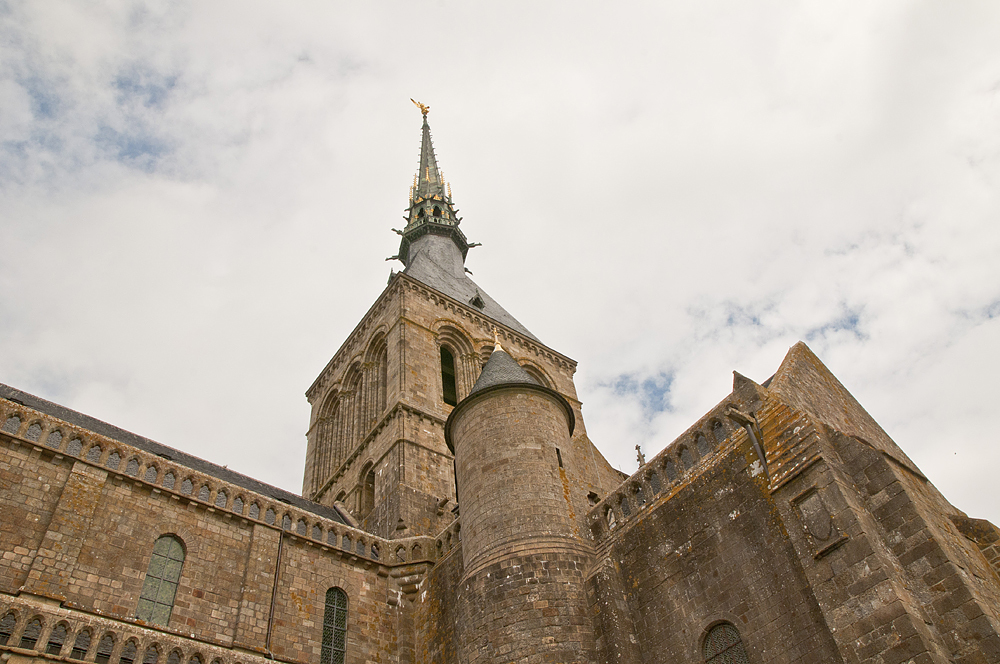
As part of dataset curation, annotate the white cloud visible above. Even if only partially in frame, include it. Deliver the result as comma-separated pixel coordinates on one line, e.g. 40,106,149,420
2,1,999,525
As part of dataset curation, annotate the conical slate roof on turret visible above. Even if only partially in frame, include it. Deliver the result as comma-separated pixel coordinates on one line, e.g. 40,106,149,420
468,345,539,396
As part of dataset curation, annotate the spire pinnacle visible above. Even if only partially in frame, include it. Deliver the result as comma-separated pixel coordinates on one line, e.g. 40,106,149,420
395,102,471,267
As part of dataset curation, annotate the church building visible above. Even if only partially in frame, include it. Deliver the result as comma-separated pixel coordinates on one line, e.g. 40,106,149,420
1,107,999,664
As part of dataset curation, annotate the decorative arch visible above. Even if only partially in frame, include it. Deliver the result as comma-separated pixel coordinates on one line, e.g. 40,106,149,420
364,330,389,424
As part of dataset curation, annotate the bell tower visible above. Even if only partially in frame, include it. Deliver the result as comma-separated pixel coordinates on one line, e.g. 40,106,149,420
302,103,623,540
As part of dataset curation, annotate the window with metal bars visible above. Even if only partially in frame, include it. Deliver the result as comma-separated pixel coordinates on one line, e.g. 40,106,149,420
136,535,185,626
703,622,749,664
321,587,348,664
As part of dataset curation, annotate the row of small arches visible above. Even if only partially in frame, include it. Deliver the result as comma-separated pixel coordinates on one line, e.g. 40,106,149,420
601,418,735,532
1,410,386,561
0,611,229,664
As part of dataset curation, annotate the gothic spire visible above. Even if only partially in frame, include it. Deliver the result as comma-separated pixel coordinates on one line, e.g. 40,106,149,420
395,102,470,268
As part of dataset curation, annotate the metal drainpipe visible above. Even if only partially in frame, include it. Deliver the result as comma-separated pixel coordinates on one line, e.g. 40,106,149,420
265,530,284,659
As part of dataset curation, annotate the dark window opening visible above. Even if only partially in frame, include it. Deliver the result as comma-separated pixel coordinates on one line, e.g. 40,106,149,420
361,466,376,516
587,491,600,506
417,208,424,218
433,206,441,217
556,448,563,468
95,633,115,663
441,346,458,406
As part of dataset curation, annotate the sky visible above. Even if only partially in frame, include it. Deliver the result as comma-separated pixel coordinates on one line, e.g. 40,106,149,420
2,1,999,524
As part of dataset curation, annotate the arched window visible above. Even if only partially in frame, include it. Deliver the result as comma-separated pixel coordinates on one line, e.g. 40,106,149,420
136,535,185,626
440,346,458,406
704,622,749,664
696,433,712,456
321,587,348,664
679,445,695,470
360,464,375,516
433,206,441,217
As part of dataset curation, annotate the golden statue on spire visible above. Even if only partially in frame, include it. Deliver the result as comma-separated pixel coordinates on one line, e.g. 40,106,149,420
410,98,430,117
492,326,504,354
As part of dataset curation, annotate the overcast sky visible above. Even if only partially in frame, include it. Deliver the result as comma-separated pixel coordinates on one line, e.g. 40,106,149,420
2,1,999,524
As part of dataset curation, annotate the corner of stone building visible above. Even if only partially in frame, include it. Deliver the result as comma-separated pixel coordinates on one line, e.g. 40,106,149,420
812,426,1000,663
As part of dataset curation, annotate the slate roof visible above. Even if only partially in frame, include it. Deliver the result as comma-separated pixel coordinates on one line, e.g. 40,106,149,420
0,382,349,526
402,247,539,341
468,346,539,396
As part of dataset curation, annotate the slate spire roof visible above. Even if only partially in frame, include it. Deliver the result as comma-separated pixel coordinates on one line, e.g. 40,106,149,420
394,104,539,341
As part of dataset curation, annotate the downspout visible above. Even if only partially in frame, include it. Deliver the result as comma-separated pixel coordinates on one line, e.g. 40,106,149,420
265,530,285,659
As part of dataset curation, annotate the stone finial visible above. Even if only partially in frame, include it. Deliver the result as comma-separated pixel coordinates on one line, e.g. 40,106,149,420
636,444,646,467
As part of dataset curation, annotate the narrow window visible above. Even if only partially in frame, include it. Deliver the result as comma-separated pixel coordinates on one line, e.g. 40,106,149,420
19,617,42,649
704,622,749,664
144,466,158,483
679,446,695,470
361,466,376,516
71,630,92,660
556,448,563,468
619,495,632,518
312,525,322,540
696,433,712,456
126,458,140,476
95,633,114,664
166,651,181,664
25,423,42,441
46,623,68,655
321,588,348,664
162,472,175,489
106,451,121,469
440,346,458,406
136,535,185,626
215,490,227,508
233,496,244,514
282,514,292,530
67,438,82,456
433,206,441,217
86,445,102,462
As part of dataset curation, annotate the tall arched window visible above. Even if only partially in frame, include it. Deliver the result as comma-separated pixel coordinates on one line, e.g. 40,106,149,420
136,535,185,626
704,622,749,664
360,464,375,517
440,346,457,406
321,587,348,664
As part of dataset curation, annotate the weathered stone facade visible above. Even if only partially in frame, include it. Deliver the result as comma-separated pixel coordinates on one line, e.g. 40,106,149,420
2,112,999,664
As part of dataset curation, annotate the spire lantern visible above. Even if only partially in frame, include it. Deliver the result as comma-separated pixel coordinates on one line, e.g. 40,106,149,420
396,102,471,268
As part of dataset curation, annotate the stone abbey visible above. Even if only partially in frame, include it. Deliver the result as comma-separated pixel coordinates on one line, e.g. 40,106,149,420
2,108,1000,664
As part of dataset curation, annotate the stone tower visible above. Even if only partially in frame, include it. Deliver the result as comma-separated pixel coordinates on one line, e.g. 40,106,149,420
302,106,623,540
445,344,596,663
